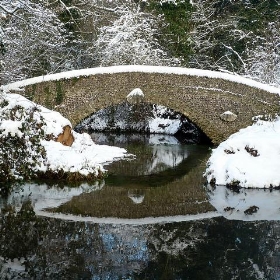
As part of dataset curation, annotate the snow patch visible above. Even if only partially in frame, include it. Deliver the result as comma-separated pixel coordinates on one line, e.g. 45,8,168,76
223,111,235,115
149,117,181,134
0,120,23,137
4,93,70,137
128,193,145,204
127,88,144,98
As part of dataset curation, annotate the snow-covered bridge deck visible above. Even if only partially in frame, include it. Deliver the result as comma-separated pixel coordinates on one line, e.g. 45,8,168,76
3,66,280,144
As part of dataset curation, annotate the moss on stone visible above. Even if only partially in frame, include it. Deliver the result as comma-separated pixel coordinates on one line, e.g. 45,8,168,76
55,80,64,105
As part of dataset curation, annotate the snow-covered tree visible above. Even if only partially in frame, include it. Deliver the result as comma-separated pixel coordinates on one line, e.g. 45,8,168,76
94,5,180,66
1,0,279,87
244,22,280,86
0,0,72,84
189,0,250,73
0,0,179,84
188,0,280,86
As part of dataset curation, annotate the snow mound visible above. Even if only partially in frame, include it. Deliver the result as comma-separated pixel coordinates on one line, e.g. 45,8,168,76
205,117,280,188
0,92,128,182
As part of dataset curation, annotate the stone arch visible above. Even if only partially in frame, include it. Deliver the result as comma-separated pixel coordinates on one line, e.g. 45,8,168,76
5,66,280,144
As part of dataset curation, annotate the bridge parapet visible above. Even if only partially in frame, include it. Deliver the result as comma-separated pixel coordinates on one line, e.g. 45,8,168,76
4,66,280,144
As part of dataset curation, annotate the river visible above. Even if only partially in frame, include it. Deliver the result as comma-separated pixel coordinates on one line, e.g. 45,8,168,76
0,133,280,279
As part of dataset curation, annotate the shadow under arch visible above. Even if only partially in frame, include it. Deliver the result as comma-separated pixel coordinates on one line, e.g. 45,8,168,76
74,101,212,145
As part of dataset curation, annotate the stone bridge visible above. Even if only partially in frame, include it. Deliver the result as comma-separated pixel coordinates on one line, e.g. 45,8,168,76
4,66,280,144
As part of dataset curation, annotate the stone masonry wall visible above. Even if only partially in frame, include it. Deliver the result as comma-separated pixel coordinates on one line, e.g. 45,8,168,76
23,72,280,144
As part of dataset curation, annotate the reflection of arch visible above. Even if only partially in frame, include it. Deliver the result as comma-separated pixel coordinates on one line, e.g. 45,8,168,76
207,184,280,221
105,143,209,188
4,66,280,144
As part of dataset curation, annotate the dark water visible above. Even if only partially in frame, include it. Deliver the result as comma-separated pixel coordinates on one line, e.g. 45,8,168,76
1,133,280,279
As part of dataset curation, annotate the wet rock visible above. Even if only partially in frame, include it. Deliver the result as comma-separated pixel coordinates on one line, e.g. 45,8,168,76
220,111,237,122
245,145,259,157
56,125,74,146
224,149,235,154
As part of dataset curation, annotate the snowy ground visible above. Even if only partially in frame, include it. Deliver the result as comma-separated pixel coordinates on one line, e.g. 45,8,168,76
41,133,129,176
205,116,280,188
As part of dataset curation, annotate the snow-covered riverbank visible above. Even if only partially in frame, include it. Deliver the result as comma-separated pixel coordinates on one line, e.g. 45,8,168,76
0,92,129,182
205,116,280,188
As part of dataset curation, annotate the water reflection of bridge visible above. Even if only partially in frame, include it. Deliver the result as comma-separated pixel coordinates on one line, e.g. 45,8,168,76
207,184,280,221
4,66,280,144
0,133,215,220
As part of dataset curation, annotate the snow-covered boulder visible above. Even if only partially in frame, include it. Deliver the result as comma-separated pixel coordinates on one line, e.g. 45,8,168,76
205,116,280,188
0,92,128,183
126,88,145,104
220,111,237,122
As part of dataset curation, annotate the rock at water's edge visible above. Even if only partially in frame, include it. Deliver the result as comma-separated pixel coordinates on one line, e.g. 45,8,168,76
56,125,74,146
